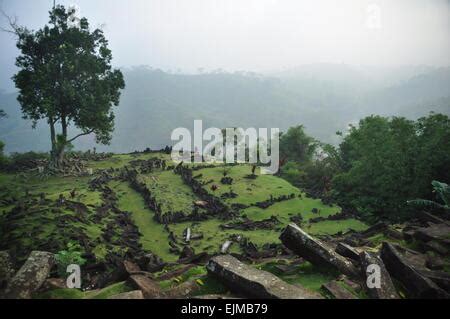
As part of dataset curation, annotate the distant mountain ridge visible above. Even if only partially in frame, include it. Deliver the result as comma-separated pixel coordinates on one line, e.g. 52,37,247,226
0,65,449,153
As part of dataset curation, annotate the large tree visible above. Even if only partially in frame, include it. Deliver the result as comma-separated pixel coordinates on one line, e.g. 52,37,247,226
11,5,124,166
332,113,450,220
279,125,317,165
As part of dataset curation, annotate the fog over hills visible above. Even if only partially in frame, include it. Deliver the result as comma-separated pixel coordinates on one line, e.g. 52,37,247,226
0,64,449,154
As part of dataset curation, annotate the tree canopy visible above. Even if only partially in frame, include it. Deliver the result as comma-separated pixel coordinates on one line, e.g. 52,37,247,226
332,113,450,220
12,5,125,166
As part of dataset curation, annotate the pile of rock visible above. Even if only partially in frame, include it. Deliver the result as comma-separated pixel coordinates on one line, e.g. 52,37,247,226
279,223,450,299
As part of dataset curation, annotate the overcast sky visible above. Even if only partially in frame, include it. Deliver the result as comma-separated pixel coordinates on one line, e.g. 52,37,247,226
0,0,449,91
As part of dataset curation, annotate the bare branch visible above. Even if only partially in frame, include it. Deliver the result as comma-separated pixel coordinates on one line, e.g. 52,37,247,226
0,6,20,35
67,130,95,143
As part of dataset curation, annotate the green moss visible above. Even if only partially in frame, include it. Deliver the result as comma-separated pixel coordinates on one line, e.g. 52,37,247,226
307,219,368,236
111,181,177,262
86,281,132,299
196,165,301,205
259,261,337,293
34,288,85,299
141,170,202,217
192,275,229,296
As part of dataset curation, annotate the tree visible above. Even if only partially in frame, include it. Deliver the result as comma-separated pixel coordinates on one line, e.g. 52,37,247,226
279,125,317,165
0,109,6,167
11,5,124,166
332,113,450,221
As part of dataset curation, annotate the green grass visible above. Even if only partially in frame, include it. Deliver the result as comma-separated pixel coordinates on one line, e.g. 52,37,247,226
1,153,369,283
196,165,301,205
111,180,177,262
141,170,202,216
87,153,171,171
86,281,132,299
242,197,340,223
258,260,338,293
33,288,86,299
307,219,368,236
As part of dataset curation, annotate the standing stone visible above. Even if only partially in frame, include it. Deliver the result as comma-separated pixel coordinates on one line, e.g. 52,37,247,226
3,251,54,299
280,224,359,278
206,255,322,299
359,251,399,299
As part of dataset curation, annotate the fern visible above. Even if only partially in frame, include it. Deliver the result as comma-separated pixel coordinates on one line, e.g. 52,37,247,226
408,180,450,213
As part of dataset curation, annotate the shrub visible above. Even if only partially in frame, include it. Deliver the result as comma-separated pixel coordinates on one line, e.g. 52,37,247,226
55,242,87,278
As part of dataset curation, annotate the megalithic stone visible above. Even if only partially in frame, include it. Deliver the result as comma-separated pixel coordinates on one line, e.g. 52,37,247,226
3,251,54,299
206,255,322,299
280,223,359,278
359,251,400,299
380,242,449,299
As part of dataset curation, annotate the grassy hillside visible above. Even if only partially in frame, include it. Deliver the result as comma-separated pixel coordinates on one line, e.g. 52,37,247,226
0,152,367,265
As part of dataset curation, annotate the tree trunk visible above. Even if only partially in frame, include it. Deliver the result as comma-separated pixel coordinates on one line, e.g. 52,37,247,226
49,118,58,167
57,116,68,168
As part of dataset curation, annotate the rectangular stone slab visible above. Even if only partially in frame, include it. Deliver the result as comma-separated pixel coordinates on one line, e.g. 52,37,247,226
359,251,399,299
280,224,359,278
3,251,54,299
206,254,321,299
380,242,449,299
321,280,356,299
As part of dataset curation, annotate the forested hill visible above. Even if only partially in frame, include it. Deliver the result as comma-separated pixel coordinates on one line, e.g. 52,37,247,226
0,65,449,154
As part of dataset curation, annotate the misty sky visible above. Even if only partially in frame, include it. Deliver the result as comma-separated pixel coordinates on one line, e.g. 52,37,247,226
1,0,449,91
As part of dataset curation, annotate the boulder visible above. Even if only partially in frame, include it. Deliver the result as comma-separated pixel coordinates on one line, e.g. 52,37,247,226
360,222,389,238
0,251,15,290
321,280,356,299
425,255,445,270
165,280,200,298
3,251,54,299
128,275,163,299
415,269,450,293
138,253,165,273
419,212,450,226
123,260,141,275
335,243,360,261
384,227,404,240
380,242,449,299
424,241,448,256
179,246,195,260
359,251,399,299
206,255,321,299
280,224,359,278
108,290,144,299
41,278,67,291
157,264,197,281
413,223,450,243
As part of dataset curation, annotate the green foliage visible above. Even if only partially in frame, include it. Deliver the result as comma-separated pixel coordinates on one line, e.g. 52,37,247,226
279,126,317,165
332,113,450,220
55,242,86,277
0,141,7,169
280,138,341,200
13,5,125,164
3,151,48,171
408,180,450,213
